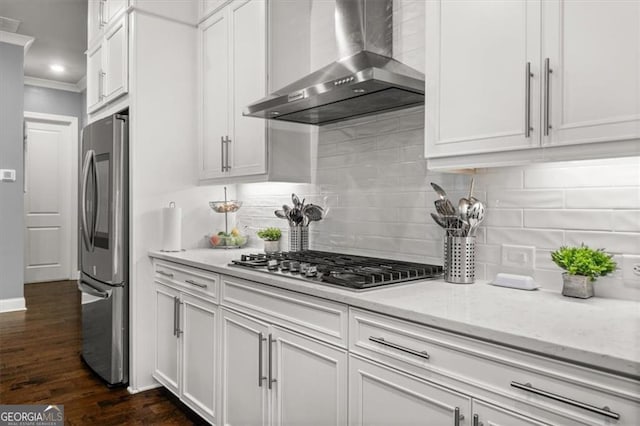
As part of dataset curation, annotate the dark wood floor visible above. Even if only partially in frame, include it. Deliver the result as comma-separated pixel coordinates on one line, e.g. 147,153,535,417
0,280,205,425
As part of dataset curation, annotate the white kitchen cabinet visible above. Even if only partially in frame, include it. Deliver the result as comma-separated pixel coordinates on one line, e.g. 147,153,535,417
103,15,128,103
198,0,266,180
197,0,312,183
88,0,129,49
426,0,541,157
349,355,470,426
86,14,129,114
220,308,348,426
153,265,220,425
86,42,104,113
542,0,640,147
426,0,640,169
221,308,270,426
153,283,180,395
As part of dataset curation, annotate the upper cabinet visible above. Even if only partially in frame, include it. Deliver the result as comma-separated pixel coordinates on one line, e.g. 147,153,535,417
197,0,312,183
425,0,640,169
87,1,129,115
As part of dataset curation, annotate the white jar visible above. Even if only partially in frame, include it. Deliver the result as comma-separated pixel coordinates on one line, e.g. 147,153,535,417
263,240,280,253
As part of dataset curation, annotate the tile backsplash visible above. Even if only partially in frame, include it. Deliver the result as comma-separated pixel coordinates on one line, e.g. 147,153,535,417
237,107,640,301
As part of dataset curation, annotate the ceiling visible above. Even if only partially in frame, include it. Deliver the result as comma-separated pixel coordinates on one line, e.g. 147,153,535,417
0,0,87,84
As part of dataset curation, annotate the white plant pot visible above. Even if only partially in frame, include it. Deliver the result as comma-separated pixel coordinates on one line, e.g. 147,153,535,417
561,273,594,299
263,240,280,254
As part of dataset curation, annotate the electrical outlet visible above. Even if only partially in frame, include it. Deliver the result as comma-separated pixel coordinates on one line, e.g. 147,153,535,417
501,244,536,269
633,264,640,277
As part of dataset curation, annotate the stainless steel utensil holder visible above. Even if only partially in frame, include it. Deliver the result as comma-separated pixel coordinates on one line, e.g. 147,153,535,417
444,236,475,284
289,225,308,252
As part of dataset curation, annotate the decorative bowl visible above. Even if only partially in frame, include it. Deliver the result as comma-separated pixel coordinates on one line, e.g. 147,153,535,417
207,233,248,249
209,201,243,213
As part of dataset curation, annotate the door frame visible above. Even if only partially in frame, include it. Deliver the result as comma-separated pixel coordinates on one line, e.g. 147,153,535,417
23,111,79,281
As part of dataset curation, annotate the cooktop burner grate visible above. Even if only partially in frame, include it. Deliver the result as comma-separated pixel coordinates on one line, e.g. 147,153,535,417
230,250,443,290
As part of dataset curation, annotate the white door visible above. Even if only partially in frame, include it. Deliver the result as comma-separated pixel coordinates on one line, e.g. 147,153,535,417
542,0,640,146
103,15,128,103
153,283,180,395
87,42,104,113
425,0,541,158
221,308,269,426
23,118,74,283
229,0,266,177
181,293,219,424
349,355,471,426
271,326,348,426
473,399,549,426
199,8,229,179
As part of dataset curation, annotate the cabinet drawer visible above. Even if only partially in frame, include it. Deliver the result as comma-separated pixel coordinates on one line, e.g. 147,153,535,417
350,308,640,425
154,261,219,302
221,276,348,348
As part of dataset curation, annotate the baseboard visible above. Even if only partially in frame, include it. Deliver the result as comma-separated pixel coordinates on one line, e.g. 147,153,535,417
0,297,26,313
127,382,162,394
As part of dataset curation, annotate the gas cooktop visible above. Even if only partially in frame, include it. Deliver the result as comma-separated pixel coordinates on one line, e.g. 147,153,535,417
230,250,443,291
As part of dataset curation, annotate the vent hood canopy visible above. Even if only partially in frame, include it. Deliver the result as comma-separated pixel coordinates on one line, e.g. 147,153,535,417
243,0,425,126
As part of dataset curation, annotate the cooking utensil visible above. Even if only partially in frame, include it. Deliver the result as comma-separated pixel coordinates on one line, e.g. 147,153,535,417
303,204,324,223
430,182,448,201
292,193,301,209
430,213,447,229
458,197,471,224
274,209,288,220
435,199,456,217
467,201,485,236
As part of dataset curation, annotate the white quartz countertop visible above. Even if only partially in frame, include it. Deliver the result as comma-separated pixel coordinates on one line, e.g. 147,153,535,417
149,249,640,379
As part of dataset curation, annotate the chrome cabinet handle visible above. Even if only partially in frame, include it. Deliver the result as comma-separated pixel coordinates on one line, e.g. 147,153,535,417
258,332,267,387
90,150,99,250
99,0,106,27
510,381,620,420
225,136,231,171
176,298,183,337
185,279,207,288
369,336,430,360
173,296,179,336
524,62,533,137
220,136,225,172
454,407,464,426
268,333,276,389
81,150,93,251
157,270,174,278
472,414,482,426
543,57,553,136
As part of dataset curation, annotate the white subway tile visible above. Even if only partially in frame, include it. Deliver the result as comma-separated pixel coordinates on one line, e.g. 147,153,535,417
481,209,522,228
487,190,564,209
565,188,640,209
524,209,613,231
487,228,564,249
356,117,399,138
565,231,640,255
376,128,422,149
612,210,640,232
524,158,640,188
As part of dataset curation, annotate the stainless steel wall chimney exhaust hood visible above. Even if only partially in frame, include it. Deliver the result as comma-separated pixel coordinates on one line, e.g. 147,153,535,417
243,0,425,126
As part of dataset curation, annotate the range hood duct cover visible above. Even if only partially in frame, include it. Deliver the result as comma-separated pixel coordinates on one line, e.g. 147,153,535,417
243,0,425,126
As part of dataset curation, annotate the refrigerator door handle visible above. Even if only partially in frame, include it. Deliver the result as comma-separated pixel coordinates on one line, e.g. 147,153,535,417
91,150,99,249
78,281,111,299
81,150,93,251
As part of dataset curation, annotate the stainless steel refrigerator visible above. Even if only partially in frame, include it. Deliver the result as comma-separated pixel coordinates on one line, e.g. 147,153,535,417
78,112,128,386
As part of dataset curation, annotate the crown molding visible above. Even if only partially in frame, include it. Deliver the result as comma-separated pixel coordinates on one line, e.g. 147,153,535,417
24,76,85,93
0,30,34,54
76,76,87,91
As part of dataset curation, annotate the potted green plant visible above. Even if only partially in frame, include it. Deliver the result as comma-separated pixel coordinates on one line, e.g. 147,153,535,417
257,227,282,253
550,244,617,298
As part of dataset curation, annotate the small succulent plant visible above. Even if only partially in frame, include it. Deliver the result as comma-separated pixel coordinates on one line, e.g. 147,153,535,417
551,244,617,281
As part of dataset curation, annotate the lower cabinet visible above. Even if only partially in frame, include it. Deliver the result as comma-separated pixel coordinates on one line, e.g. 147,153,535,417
349,355,470,425
472,399,549,426
221,308,348,426
153,282,219,424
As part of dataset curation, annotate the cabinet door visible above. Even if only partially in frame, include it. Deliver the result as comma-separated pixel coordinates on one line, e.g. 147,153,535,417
103,15,128,103
473,400,549,426
426,0,541,158
87,42,104,113
349,355,471,426
88,0,104,47
221,308,269,426
153,283,180,395
271,326,348,426
228,0,267,177
181,294,219,424
199,9,229,179
542,0,640,146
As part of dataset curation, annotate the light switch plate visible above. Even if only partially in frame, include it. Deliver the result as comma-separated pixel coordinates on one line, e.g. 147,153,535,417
0,169,16,182
501,244,536,269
